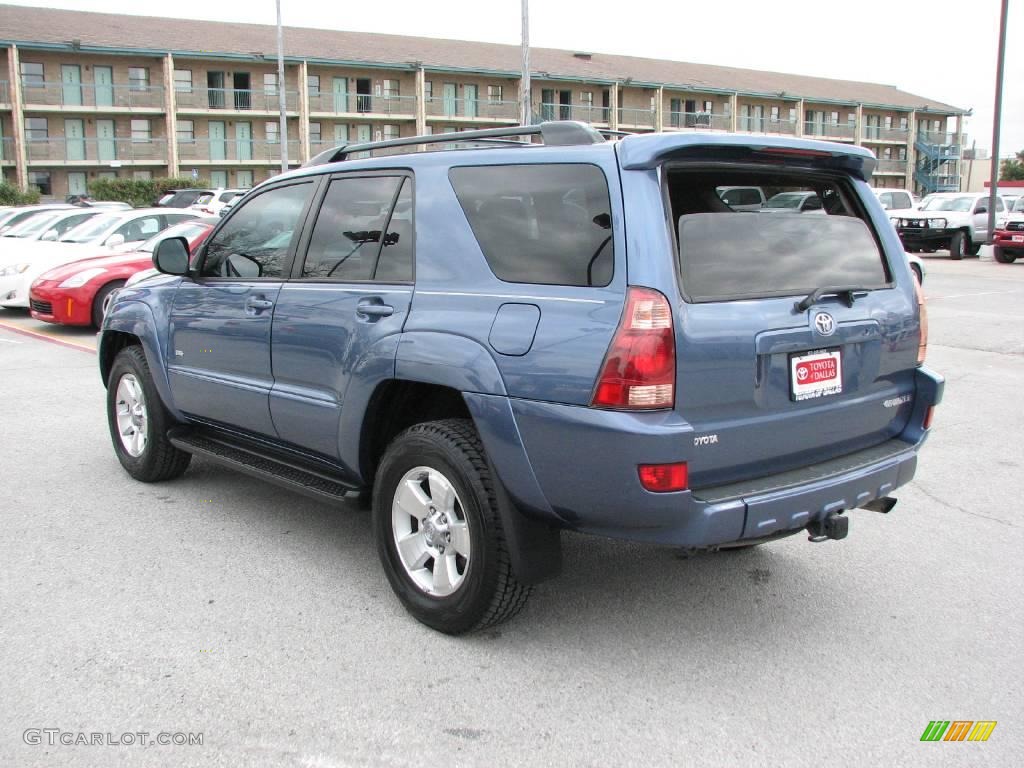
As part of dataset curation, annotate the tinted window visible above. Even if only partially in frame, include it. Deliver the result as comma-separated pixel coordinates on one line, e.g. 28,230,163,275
302,176,404,280
201,183,312,278
376,179,414,282
892,192,912,209
677,214,887,303
113,216,161,242
449,164,613,286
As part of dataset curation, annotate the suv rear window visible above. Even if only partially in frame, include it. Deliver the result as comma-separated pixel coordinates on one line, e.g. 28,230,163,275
449,164,614,286
667,169,889,303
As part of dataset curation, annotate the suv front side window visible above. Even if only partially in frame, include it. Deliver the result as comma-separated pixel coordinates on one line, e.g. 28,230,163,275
200,182,313,279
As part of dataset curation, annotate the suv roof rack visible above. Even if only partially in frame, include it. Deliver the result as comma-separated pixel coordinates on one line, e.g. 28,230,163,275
302,120,605,167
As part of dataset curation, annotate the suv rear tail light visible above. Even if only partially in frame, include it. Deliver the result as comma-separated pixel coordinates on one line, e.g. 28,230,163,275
915,277,928,365
591,287,675,409
638,462,689,493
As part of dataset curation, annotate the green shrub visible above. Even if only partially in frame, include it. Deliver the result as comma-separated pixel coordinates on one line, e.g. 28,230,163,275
88,175,212,208
0,181,41,206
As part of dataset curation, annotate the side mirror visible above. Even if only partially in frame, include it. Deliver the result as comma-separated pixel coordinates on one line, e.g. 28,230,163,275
40,229,58,241
104,233,126,248
153,236,190,276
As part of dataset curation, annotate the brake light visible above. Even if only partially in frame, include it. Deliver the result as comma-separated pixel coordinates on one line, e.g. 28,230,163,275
923,406,935,430
591,287,675,409
638,462,689,493
914,276,928,365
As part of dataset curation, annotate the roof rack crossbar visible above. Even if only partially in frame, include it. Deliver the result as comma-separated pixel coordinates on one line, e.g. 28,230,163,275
301,120,605,167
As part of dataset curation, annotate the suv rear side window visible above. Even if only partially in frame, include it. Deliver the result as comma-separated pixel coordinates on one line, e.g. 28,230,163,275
200,182,312,279
449,164,613,286
301,175,411,281
667,169,889,303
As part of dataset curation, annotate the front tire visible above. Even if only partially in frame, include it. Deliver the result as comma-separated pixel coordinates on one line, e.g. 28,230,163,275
92,280,126,329
106,345,191,482
993,246,1017,264
949,231,966,260
373,419,531,634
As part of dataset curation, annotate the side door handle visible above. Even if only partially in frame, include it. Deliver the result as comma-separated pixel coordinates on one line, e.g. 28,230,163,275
356,298,394,319
245,296,275,313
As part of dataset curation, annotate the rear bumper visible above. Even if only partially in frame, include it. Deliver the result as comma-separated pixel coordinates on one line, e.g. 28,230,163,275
468,366,943,547
993,231,1024,252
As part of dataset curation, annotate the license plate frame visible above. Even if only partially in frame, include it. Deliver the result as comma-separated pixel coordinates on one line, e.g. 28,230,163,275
790,348,843,402
1012,235,1024,243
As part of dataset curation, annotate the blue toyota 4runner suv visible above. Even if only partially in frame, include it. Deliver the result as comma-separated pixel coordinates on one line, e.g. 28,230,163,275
100,122,942,634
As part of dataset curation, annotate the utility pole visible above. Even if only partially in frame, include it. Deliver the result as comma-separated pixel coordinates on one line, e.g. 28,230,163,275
520,0,530,126
987,0,1008,242
276,0,289,173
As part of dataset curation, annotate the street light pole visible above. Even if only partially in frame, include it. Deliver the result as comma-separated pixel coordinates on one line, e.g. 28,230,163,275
987,0,1008,242
276,0,288,173
520,0,530,126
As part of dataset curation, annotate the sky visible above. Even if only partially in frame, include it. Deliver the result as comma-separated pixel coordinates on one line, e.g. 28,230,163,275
8,0,1024,157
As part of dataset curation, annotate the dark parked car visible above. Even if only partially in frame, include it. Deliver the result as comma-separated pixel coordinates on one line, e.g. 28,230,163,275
155,188,214,208
99,123,942,634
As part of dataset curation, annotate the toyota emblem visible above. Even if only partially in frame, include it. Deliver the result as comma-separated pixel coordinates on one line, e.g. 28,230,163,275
813,312,836,336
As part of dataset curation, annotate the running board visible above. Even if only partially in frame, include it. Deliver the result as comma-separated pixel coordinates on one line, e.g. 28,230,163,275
168,429,359,504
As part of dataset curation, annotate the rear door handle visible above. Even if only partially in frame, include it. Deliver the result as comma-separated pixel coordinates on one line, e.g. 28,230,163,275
246,296,275,312
356,299,394,318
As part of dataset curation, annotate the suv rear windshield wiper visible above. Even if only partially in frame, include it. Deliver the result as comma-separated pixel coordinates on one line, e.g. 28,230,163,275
794,286,871,312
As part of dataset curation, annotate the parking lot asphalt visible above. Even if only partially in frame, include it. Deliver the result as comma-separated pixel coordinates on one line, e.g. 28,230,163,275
1,250,1021,768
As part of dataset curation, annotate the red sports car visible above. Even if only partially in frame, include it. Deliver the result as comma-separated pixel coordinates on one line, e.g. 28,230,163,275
29,220,215,328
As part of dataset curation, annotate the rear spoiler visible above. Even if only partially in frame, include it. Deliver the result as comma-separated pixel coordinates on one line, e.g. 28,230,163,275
616,133,878,181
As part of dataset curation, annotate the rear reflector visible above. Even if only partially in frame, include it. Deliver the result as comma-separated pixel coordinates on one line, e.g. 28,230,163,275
923,406,935,430
915,277,928,365
638,462,689,493
591,287,675,409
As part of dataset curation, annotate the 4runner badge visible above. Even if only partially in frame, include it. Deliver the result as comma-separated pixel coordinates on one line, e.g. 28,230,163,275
813,312,836,336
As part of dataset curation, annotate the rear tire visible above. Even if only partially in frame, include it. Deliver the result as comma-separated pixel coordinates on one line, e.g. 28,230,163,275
993,247,1017,264
373,419,531,634
949,231,966,260
92,280,126,329
106,346,191,482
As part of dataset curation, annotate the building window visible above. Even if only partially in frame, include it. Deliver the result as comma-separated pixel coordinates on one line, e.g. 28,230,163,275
176,119,194,143
579,91,593,108
788,107,797,124
237,169,254,188
264,73,278,94
28,171,51,196
899,116,909,131
20,62,44,88
424,80,433,101
24,117,48,141
703,100,714,113
847,112,857,126
133,170,152,180
488,85,504,102
383,79,399,98
128,67,149,91
174,69,192,93
770,106,780,123
383,124,400,140
307,75,320,96
884,115,893,130
309,122,321,144
830,111,839,124
131,119,152,143
897,147,907,161
265,122,279,143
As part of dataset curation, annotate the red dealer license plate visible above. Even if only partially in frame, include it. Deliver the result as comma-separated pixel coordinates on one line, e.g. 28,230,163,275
790,349,843,401
1012,235,1024,243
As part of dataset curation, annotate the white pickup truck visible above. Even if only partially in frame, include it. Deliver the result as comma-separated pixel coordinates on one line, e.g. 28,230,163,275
892,192,1008,260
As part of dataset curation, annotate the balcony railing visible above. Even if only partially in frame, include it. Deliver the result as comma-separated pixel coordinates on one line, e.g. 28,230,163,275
738,117,798,135
802,122,857,140
175,88,299,112
667,112,731,131
861,127,909,142
616,107,655,128
917,130,957,147
177,138,301,163
309,92,417,116
25,137,168,163
20,81,165,110
425,97,518,120
875,159,908,173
